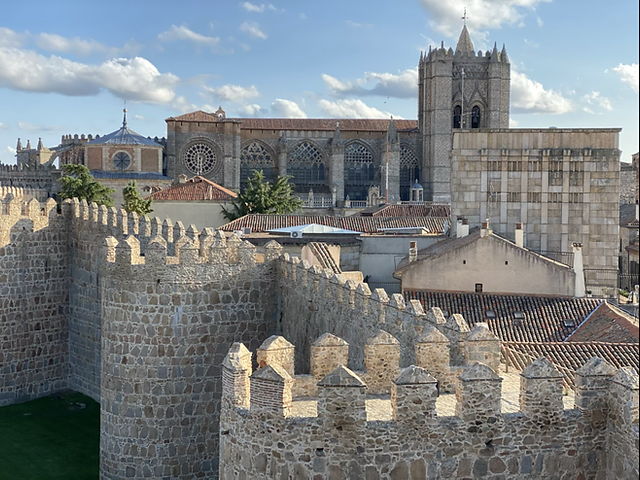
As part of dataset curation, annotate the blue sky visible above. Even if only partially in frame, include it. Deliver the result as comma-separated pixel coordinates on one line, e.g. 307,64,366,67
0,0,638,164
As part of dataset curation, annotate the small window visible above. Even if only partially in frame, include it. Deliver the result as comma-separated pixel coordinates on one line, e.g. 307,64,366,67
453,105,462,129
113,151,131,170
475,283,483,293
563,319,575,328
505,261,509,265
471,106,481,129
513,311,525,320
485,309,496,319
463,260,466,265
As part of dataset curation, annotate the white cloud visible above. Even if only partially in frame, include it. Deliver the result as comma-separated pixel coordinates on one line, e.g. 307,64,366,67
510,71,573,114
240,21,268,40
34,33,118,56
299,13,307,20
611,63,639,94
582,91,613,112
0,122,8,130
18,121,63,132
240,2,265,13
134,114,145,121
322,69,418,99
346,20,373,28
418,0,551,43
509,118,519,127
204,84,259,102
0,47,179,104
271,99,306,118
0,27,25,48
318,99,397,119
7,146,16,154
158,25,220,49
239,103,270,116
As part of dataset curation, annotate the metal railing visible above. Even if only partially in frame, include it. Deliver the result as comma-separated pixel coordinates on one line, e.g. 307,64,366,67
530,249,574,267
298,196,336,208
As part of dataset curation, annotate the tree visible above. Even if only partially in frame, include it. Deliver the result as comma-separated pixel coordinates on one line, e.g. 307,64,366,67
58,164,114,207
222,170,303,221
122,180,153,217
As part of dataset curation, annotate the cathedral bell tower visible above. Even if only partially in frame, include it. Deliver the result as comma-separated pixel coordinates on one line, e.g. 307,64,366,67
418,18,511,203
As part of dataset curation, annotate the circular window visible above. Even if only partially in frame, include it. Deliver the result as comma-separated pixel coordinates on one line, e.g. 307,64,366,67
113,152,131,170
183,142,217,175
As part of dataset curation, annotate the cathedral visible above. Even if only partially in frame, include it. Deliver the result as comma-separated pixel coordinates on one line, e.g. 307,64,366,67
165,24,510,205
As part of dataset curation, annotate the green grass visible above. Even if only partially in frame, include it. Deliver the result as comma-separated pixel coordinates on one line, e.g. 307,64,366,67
0,391,100,480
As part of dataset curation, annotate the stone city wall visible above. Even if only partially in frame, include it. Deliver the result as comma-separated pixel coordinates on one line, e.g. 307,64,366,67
220,334,639,480
0,194,69,406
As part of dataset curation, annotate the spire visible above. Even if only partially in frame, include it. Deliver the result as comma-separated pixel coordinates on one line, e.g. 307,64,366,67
490,42,499,62
26,139,32,150
387,116,398,144
501,43,510,63
16,138,22,151
455,24,475,54
37,137,44,151
122,107,128,128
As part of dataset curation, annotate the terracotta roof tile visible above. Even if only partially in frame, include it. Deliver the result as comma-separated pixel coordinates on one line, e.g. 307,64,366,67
405,291,601,343
565,302,639,343
147,176,237,201
220,214,448,234
356,204,450,218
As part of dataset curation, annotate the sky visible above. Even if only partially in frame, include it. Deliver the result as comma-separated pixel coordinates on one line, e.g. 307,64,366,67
0,0,638,165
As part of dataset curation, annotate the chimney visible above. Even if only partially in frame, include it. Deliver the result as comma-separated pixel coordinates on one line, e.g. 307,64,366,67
572,242,586,298
177,174,188,184
515,223,524,248
480,219,490,238
457,218,470,238
409,241,418,263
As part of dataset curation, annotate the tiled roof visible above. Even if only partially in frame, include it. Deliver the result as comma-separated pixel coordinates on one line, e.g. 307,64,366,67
308,242,341,274
503,341,639,388
356,204,450,218
220,214,449,234
166,112,419,132
565,302,639,343
147,176,237,201
405,290,601,342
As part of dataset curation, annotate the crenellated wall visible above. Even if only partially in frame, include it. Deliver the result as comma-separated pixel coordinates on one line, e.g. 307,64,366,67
220,334,640,480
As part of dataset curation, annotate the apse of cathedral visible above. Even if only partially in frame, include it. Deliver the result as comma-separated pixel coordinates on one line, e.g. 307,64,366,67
164,25,510,205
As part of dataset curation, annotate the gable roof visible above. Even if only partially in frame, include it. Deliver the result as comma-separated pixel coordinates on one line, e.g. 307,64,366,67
220,214,449,234
166,113,419,132
565,301,639,343
147,176,237,201
395,228,571,274
405,290,601,343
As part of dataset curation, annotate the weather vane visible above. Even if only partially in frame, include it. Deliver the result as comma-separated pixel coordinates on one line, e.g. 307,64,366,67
462,8,468,26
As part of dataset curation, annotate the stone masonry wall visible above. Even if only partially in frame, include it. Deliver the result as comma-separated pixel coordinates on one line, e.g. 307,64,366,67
0,194,69,406
220,335,639,480
99,229,280,479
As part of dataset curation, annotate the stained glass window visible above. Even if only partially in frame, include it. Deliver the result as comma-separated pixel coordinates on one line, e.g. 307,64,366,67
400,145,420,201
183,143,217,175
286,141,325,186
344,142,375,200
240,142,275,189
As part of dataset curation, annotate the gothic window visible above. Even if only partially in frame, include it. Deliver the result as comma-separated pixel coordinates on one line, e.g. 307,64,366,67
453,105,462,129
182,142,218,176
286,141,325,186
240,141,275,190
471,106,481,129
400,145,420,201
344,142,375,200
112,151,131,170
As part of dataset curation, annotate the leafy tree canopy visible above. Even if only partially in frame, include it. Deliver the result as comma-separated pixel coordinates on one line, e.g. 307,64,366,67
58,164,114,207
222,170,303,221
122,180,153,217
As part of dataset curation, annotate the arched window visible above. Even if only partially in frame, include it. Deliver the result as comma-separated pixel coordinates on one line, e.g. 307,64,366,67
344,142,375,200
240,141,275,190
400,145,420,201
287,141,325,187
453,105,462,129
472,106,481,129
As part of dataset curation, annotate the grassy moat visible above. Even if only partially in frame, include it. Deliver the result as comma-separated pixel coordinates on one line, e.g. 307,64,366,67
0,392,100,480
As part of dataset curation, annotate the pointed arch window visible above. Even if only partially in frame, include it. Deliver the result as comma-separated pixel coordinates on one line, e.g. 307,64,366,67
471,106,481,129
240,141,275,190
453,105,462,129
400,145,420,201
344,142,375,200
287,141,325,186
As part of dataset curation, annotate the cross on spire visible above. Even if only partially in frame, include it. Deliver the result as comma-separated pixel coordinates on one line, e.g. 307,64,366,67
462,8,468,26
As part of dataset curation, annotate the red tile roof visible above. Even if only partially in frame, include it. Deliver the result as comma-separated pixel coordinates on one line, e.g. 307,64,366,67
565,302,639,343
356,204,451,218
147,176,237,201
405,290,601,342
220,214,449,234
166,112,419,132
503,341,639,388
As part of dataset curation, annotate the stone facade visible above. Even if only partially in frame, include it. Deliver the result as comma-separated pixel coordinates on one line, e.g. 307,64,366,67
220,332,639,480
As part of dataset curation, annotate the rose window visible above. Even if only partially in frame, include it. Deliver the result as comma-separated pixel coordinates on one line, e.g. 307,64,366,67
183,143,217,175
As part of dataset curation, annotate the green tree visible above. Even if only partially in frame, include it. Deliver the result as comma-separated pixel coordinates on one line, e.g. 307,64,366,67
222,170,303,221
58,164,115,207
122,180,153,217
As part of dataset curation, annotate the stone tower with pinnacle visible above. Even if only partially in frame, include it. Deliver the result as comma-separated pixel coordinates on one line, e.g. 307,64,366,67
418,20,511,203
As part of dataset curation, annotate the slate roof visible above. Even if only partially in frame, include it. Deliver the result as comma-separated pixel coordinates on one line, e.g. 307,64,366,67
147,176,237,201
220,214,449,234
88,115,161,147
166,112,419,132
355,204,450,218
565,302,639,343
620,203,639,226
405,290,601,343
503,341,639,388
